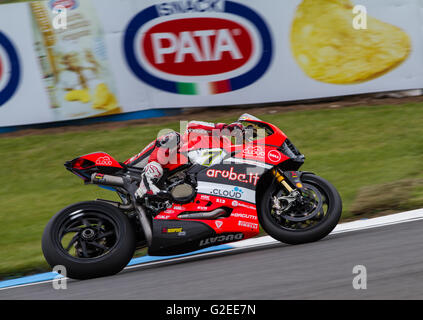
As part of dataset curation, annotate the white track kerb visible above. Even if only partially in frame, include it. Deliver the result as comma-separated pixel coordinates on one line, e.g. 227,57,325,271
1,208,423,291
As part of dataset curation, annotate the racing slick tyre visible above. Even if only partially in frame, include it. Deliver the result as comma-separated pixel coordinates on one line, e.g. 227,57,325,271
259,173,342,245
42,201,136,280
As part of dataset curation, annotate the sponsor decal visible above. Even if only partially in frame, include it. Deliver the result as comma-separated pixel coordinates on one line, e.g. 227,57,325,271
162,227,186,236
48,0,78,10
164,209,175,214
173,205,185,210
241,146,265,158
200,194,211,201
206,167,259,186
95,156,113,166
268,150,282,163
231,212,258,220
155,0,225,15
196,206,208,211
238,220,259,229
215,220,223,229
161,227,183,233
124,0,273,95
156,215,171,219
231,200,256,210
198,181,256,204
93,173,104,181
0,32,20,107
199,232,243,246
212,186,243,199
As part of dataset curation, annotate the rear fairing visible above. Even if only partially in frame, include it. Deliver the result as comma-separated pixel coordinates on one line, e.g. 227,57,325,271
65,152,123,181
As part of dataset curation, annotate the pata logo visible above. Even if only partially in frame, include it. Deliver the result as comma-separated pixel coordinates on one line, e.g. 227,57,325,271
124,0,273,95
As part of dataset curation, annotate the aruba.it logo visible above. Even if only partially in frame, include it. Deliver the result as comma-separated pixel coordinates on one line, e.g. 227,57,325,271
0,31,20,107
123,0,273,95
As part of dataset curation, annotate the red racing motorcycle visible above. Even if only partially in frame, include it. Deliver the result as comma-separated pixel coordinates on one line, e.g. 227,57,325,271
42,114,342,279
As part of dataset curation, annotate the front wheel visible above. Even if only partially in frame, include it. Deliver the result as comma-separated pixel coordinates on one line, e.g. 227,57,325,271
258,173,342,245
42,201,136,280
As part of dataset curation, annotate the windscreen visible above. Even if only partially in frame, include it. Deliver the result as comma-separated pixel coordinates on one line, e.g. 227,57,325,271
238,113,263,122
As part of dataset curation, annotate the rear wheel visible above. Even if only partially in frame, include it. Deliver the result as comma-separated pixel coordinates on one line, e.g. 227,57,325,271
42,201,136,280
258,173,342,245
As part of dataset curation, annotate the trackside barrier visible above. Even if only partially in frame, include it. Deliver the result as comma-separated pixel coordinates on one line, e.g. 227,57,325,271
0,0,421,127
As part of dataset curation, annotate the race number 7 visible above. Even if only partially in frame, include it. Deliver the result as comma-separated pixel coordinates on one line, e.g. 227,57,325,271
202,150,223,166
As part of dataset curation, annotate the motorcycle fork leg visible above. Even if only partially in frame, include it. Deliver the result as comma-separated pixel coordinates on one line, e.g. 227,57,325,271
272,168,294,193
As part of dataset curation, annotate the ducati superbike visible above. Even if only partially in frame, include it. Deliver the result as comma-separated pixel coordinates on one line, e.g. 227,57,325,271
42,114,342,279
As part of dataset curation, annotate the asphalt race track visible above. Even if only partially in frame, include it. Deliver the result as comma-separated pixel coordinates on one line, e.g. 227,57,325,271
2,218,423,300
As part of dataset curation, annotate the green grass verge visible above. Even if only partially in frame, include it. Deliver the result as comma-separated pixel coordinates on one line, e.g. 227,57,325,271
0,0,35,4
0,103,422,278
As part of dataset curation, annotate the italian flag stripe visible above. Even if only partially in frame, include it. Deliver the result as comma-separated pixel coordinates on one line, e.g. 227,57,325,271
210,80,231,94
177,82,197,95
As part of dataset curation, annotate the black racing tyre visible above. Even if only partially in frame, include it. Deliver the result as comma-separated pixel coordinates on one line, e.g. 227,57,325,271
258,173,342,245
42,201,136,280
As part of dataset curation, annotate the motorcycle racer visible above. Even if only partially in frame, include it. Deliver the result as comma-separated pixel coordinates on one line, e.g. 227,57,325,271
133,120,244,200
44,113,342,280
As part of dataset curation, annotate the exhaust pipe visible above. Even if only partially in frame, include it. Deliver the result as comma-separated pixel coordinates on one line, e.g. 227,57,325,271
91,173,124,187
178,209,227,220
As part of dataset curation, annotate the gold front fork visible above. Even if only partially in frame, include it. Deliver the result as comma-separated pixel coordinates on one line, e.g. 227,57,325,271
272,168,294,193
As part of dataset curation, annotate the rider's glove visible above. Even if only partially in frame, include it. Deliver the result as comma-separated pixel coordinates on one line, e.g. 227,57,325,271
135,162,163,200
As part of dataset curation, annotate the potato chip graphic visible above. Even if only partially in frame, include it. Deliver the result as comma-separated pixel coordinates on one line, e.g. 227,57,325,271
291,0,411,84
